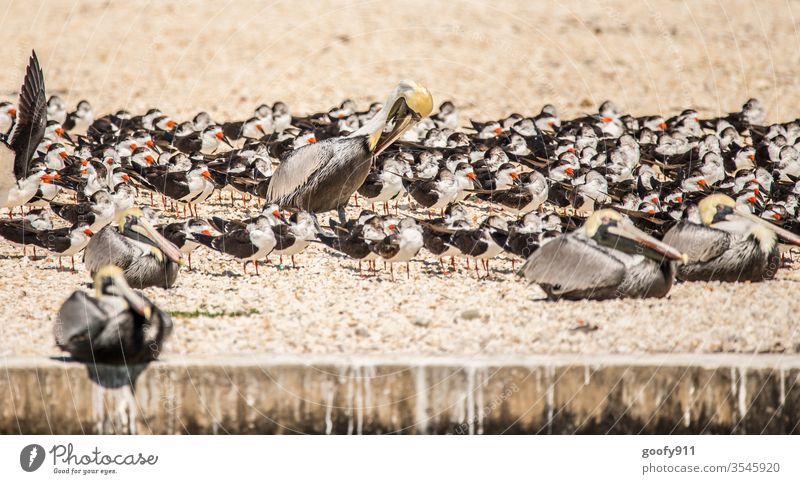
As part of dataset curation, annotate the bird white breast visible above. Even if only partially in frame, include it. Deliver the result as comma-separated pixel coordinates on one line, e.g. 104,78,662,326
386,229,424,262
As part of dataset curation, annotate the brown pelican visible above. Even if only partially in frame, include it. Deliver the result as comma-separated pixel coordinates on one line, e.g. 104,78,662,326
84,208,183,289
266,80,432,219
519,209,685,300
55,266,172,364
0,51,47,210
663,194,800,282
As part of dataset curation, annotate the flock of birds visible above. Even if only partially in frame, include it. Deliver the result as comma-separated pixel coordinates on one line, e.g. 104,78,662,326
2,51,799,364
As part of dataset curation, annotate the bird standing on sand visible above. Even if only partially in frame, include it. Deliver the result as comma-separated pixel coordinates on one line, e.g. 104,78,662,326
267,80,432,220
0,52,47,211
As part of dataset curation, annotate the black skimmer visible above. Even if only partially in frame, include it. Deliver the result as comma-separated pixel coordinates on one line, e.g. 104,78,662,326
370,217,424,279
50,189,115,232
55,265,172,364
451,215,509,275
157,217,214,270
62,100,94,135
193,215,276,275
0,220,93,270
0,52,47,213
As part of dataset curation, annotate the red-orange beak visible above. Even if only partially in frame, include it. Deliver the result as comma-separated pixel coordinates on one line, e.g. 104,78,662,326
565,167,574,176
121,174,130,182
748,154,756,162
80,159,88,166
747,196,757,205
201,229,212,236
84,229,94,236
144,155,155,165
466,172,477,181
510,172,519,180
201,170,211,179
493,127,503,135
145,139,155,148
166,120,176,129
215,131,224,140
55,127,65,136
697,179,706,187
59,151,68,160
658,122,667,130
772,213,782,220
601,117,612,123
7,107,16,117
308,137,317,143
129,143,138,150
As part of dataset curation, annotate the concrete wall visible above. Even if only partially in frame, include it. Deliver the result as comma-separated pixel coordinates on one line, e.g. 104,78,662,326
1,355,798,434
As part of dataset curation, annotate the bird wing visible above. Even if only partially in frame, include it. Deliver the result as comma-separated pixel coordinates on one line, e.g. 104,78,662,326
519,236,626,294
662,221,730,263
266,139,336,203
84,227,136,275
55,291,108,347
6,52,47,181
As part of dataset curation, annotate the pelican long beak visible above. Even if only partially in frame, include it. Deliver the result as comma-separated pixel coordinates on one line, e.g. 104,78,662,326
733,207,800,246
607,221,686,262
373,98,419,156
111,272,152,319
126,218,184,264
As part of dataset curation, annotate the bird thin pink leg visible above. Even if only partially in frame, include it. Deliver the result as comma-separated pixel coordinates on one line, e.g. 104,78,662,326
254,260,260,276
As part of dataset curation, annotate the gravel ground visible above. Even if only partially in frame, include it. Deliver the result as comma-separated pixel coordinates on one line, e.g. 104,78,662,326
1,0,799,358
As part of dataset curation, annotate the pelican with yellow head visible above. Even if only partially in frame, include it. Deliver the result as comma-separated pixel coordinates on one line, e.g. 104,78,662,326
663,194,800,282
84,207,183,289
519,209,686,300
267,80,433,219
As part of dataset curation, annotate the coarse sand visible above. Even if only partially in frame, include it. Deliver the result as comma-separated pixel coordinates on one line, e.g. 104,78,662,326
0,0,799,359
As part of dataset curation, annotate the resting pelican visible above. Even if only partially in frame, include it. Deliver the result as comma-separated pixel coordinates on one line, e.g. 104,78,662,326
0,51,47,209
84,208,183,289
55,265,172,364
519,209,686,300
663,194,800,282
266,80,433,219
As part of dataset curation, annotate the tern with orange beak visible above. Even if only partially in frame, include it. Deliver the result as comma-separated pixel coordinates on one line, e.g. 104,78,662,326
519,209,686,300
84,208,183,288
267,80,433,221
663,194,800,282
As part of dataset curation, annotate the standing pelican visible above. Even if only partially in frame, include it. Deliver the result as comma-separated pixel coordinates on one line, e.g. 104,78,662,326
0,51,47,210
267,80,432,219
663,194,800,282
55,266,173,364
84,208,183,289
519,209,686,300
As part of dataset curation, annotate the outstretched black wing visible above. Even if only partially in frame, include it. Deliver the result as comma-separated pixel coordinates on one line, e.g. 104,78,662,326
7,51,47,180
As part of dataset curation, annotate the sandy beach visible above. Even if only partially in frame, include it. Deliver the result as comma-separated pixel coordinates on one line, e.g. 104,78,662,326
0,0,799,359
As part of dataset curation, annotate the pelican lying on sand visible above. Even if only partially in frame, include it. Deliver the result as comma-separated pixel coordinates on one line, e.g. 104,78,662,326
663,194,800,282
267,80,433,219
519,209,686,300
84,208,183,288
55,265,172,364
